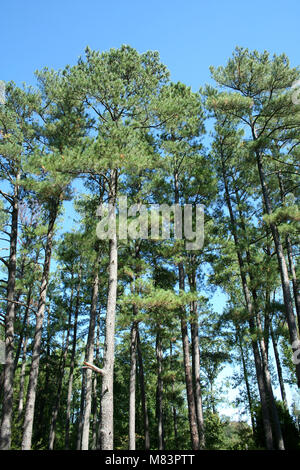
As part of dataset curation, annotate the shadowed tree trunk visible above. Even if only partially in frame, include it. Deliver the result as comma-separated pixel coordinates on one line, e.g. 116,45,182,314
170,341,179,448
254,145,300,387
21,201,58,450
17,310,30,419
156,326,165,450
220,154,275,449
0,173,19,450
49,278,74,450
65,264,81,449
81,249,100,450
271,325,288,408
137,329,150,450
174,170,200,450
129,318,138,450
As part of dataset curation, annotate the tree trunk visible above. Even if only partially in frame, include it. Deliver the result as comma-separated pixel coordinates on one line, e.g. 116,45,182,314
21,202,58,450
277,170,300,330
0,175,19,450
188,266,205,449
65,264,81,449
170,341,179,448
236,327,255,432
271,326,288,408
129,319,138,450
99,169,118,450
174,170,199,450
17,312,30,419
191,320,205,449
255,148,300,387
234,185,284,449
221,157,274,449
81,250,100,450
137,329,150,450
49,279,74,450
156,327,165,450
77,371,86,450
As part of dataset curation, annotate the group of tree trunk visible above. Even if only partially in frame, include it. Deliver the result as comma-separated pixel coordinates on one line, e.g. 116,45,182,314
0,46,299,450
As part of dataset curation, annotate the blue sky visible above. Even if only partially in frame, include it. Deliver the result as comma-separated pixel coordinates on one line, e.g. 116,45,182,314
1,0,300,90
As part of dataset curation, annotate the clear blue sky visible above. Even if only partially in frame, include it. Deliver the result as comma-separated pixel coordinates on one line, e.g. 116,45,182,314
1,0,300,90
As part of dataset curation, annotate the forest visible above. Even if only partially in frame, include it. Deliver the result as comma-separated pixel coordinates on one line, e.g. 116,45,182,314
0,45,299,451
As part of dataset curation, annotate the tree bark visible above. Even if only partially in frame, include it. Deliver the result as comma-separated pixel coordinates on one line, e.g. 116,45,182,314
191,321,205,449
174,170,200,450
65,264,81,449
254,147,300,387
129,319,138,450
220,156,274,449
236,327,255,432
81,250,100,450
21,202,58,450
99,168,118,450
170,341,179,449
17,310,30,419
49,278,74,450
277,170,300,331
0,173,19,450
271,325,288,408
156,327,165,450
137,329,150,450
188,266,205,449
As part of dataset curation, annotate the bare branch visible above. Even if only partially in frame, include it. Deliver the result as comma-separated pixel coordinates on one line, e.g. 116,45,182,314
82,361,105,375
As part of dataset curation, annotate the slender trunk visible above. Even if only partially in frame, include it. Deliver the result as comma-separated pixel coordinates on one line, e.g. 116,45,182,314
191,321,205,449
188,266,205,449
17,315,29,419
174,171,199,450
234,186,284,449
137,329,150,450
92,309,101,450
255,147,300,387
21,202,58,450
129,319,138,450
13,286,32,374
170,341,178,448
49,280,74,450
221,157,274,449
77,371,86,450
179,300,200,450
0,174,19,450
81,251,100,450
271,326,288,408
256,312,285,449
99,168,118,450
277,170,300,330
236,327,255,432
65,265,81,449
156,328,165,450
